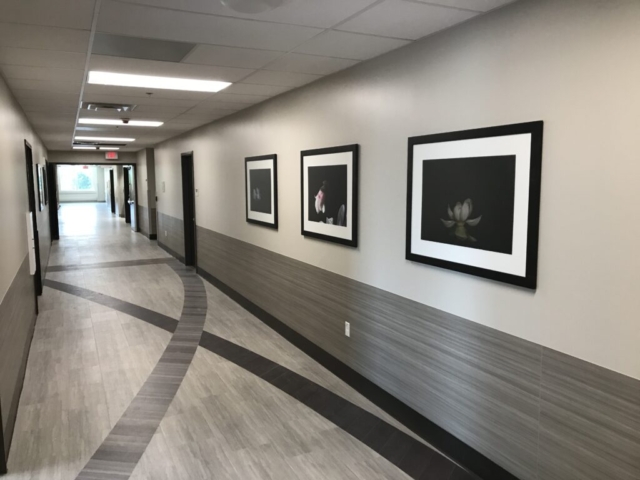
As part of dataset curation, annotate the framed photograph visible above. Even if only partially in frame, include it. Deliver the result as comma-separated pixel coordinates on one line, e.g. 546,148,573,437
245,154,278,229
301,144,358,247
36,165,44,211
42,166,49,205
406,121,543,289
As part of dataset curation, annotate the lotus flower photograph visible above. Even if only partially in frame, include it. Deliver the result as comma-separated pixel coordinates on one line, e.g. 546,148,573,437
245,154,278,229
420,155,516,255
249,168,272,214
407,121,543,289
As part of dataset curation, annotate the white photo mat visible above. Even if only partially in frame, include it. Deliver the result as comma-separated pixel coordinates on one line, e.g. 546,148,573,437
410,134,532,277
246,159,276,225
302,151,354,242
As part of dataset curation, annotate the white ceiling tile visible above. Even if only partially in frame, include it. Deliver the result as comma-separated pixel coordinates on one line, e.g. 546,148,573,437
294,30,411,60
223,83,291,96
115,0,379,28
4,78,82,94
416,0,517,13
338,0,478,40
241,70,322,87
266,53,359,75
0,23,91,52
197,100,251,111
21,103,80,115
182,45,283,69
209,92,271,104
168,112,226,124
89,55,253,83
1,65,84,83
0,0,96,30
0,47,86,69
187,103,243,115
13,90,80,103
97,1,322,51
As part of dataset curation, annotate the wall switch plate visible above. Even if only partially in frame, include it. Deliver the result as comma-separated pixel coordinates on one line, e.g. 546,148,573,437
345,322,350,337
162,181,166,193
164,230,167,237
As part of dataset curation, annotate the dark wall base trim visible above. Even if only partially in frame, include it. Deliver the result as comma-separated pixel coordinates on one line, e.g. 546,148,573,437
196,266,518,480
138,230,156,241
158,240,184,264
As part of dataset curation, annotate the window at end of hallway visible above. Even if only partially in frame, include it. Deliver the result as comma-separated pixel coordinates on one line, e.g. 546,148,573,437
58,165,97,192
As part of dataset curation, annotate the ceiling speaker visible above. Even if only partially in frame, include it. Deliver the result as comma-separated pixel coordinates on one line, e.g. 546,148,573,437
221,0,285,14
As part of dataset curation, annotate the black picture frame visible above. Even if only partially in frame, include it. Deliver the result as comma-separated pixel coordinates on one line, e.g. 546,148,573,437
245,154,278,229
35,165,44,211
300,144,359,248
42,166,49,205
406,121,543,289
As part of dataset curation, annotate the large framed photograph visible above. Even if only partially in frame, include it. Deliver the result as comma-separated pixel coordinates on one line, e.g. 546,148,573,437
245,154,278,229
406,121,543,289
301,144,358,247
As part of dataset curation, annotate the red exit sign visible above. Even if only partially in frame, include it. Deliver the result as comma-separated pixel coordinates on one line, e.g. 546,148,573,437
105,151,119,160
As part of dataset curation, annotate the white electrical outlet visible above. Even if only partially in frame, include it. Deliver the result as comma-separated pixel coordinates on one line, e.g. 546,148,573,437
345,322,350,337
164,230,167,237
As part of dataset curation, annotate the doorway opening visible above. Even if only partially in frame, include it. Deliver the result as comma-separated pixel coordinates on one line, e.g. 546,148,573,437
181,152,197,267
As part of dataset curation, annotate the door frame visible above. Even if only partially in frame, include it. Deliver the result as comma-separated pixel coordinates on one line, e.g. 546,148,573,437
0,401,6,474
25,141,42,299
181,152,197,267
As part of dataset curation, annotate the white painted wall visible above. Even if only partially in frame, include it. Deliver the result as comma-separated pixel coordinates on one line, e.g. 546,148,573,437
154,0,640,380
0,75,48,304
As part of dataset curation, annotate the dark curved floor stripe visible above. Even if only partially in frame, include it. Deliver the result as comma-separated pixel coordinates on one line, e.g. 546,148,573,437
44,279,477,480
69,264,207,480
47,257,174,272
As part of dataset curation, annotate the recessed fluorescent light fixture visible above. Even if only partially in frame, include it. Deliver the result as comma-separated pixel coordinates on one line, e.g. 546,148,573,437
73,146,120,150
79,118,163,127
88,71,232,93
75,136,135,142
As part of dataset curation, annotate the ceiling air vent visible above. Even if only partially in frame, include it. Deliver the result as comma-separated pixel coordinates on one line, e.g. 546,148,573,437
81,102,137,112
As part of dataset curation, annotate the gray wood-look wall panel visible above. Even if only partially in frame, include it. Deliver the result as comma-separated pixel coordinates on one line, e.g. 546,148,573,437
138,205,150,237
196,226,540,479
0,255,37,458
193,224,640,480
538,348,640,480
157,212,184,258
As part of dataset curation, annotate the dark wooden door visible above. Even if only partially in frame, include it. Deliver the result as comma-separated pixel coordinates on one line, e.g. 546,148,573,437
47,162,59,241
109,169,116,214
123,167,131,224
181,153,196,266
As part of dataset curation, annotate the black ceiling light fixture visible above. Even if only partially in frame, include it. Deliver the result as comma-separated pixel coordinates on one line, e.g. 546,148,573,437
220,0,285,14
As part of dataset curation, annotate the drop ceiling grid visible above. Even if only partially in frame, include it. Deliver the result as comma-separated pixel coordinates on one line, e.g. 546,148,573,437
0,0,518,150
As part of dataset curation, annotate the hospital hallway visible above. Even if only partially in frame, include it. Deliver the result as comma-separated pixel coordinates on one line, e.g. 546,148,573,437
4,203,468,480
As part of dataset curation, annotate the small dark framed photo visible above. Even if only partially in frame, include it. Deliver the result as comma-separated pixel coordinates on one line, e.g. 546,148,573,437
245,154,278,229
406,121,543,289
301,144,358,248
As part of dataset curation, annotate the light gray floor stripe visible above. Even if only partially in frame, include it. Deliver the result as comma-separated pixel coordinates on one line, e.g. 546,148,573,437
74,264,207,480
44,279,473,480
47,258,174,272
